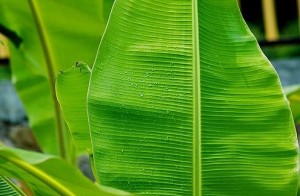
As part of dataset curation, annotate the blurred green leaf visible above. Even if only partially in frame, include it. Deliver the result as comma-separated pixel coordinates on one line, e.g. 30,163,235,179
285,85,300,124
88,0,298,195
0,0,113,156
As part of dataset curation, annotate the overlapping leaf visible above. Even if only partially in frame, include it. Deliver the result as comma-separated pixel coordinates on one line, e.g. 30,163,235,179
56,63,91,152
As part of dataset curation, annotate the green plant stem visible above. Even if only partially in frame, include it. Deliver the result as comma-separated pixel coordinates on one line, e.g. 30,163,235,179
192,0,201,195
27,0,67,159
0,155,75,196
1,176,26,196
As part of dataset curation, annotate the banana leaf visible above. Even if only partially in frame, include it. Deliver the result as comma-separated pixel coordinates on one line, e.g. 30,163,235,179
0,176,23,196
0,0,111,155
88,0,298,195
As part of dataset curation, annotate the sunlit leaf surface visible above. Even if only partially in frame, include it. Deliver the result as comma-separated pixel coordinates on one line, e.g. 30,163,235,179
88,0,298,195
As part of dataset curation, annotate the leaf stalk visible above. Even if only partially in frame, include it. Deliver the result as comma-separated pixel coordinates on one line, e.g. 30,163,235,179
27,0,67,159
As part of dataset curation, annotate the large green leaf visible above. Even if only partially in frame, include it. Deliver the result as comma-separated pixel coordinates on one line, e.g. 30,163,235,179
0,0,111,155
88,0,298,195
0,176,23,196
0,146,126,195
56,62,91,152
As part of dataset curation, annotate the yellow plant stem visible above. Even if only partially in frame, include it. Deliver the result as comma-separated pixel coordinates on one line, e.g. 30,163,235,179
262,0,279,41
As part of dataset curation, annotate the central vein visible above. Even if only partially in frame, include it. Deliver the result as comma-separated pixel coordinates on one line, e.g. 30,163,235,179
192,0,201,195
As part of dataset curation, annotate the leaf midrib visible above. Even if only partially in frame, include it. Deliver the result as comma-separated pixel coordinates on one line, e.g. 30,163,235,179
192,0,201,195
